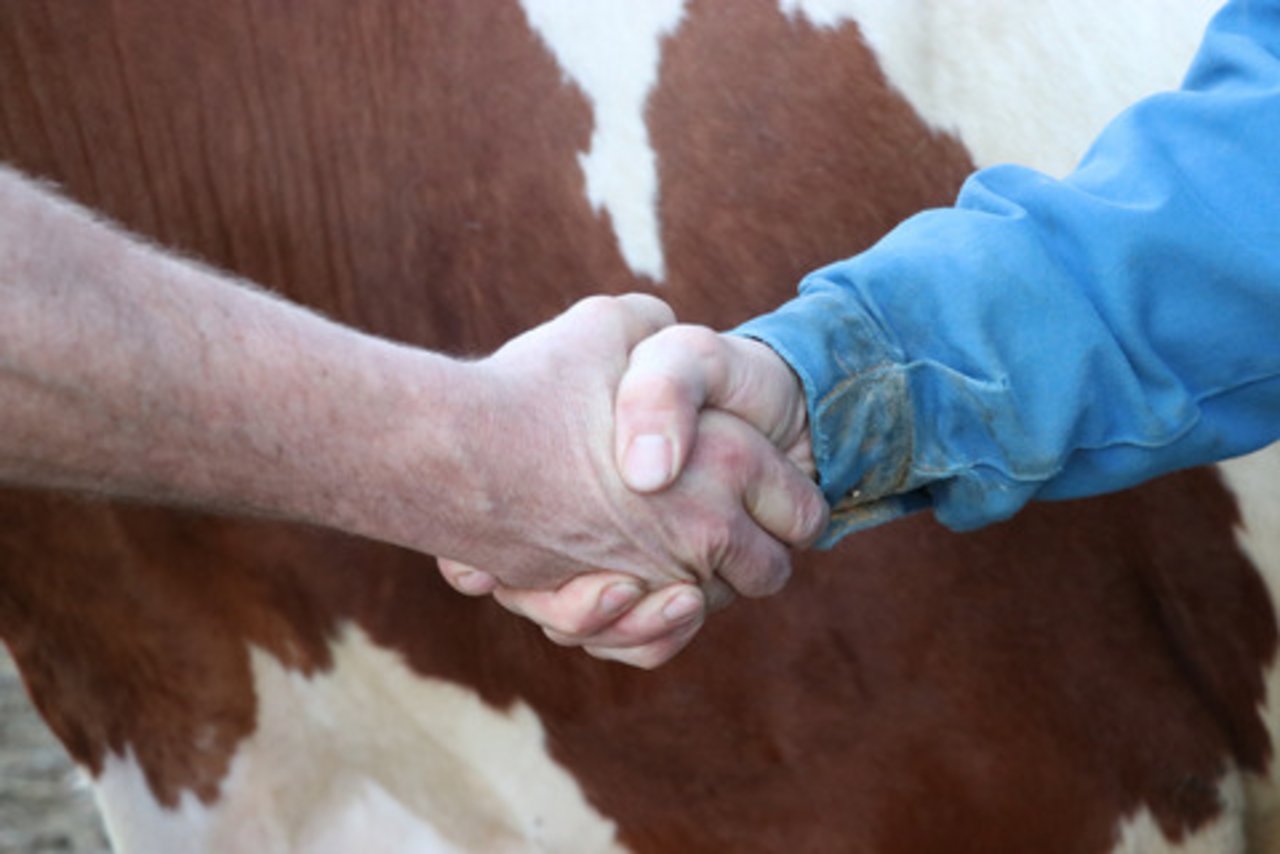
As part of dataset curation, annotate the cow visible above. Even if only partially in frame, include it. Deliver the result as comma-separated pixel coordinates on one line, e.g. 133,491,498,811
1,0,1274,851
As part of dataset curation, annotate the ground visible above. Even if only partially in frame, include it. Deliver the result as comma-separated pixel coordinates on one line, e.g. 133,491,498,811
0,647,109,853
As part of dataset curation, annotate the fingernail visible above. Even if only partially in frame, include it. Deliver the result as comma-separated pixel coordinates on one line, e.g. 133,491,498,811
661,590,702,624
599,582,643,617
623,434,672,491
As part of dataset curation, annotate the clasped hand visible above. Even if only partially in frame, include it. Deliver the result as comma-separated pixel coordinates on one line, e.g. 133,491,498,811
437,295,827,669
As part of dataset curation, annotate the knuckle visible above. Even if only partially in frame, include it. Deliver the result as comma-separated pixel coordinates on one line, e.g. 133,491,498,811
439,561,496,597
617,372,688,419
569,295,617,325
620,292,676,326
584,645,626,666
574,294,613,313
543,627,580,648
722,536,791,598
700,430,752,474
491,587,527,617
634,623,702,669
757,551,793,597
702,577,738,612
689,513,736,573
624,645,668,671
663,324,722,361
547,606,595,639
674,323,719,352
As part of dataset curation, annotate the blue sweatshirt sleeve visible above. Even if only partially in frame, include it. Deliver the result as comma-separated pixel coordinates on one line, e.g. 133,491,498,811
735,0,1280,546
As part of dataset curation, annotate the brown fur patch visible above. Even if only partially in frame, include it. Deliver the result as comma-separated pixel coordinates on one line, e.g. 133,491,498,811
0,1,1273,850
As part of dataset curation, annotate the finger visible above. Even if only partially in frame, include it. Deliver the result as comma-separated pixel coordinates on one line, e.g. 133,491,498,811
615,328,806,494
583,617,705,669
614,292,678,345
566,294,676,354
542,583,705,648
679,412,805,596
702,575,737,613
493,572,645,638
437,558,500,596
614,325,721,493
714,514,795,597
718,335,812,447
737,427,831,548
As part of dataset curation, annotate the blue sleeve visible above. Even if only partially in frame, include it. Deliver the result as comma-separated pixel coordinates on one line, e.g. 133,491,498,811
734,0,1280,546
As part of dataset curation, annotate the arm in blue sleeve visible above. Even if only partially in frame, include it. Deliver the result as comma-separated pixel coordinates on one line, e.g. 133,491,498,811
735,0,1280,545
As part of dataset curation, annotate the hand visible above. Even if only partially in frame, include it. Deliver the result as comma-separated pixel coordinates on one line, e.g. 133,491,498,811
615,325,814,489
435,298,826,627
441,320,823,668
0,166,817,670
494,571,739,669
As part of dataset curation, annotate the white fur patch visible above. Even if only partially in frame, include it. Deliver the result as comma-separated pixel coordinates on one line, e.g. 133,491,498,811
1109,771,1245,853
778,0,1219,175
92,627,621,853
1216,447,1280,852
518,0,686,282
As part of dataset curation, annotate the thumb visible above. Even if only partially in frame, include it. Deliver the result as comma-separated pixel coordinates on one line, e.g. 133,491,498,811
615,325,720,493
616,326,805,493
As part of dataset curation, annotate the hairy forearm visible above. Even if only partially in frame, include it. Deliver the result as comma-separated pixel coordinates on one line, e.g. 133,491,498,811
0,165,481,550
0,165,825,617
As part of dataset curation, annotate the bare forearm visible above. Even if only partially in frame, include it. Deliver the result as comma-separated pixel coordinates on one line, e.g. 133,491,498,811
0,165,478,549
0,164,826,636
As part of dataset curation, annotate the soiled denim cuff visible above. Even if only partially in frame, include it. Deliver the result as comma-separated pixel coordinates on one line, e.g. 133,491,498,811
733,281,929,548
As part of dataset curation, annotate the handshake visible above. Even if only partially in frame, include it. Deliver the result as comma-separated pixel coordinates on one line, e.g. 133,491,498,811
0,167,827,674
433,294,828,669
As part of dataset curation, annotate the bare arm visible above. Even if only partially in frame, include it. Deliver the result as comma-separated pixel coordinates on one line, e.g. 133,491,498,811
0,164,481,551
0,166,825,622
